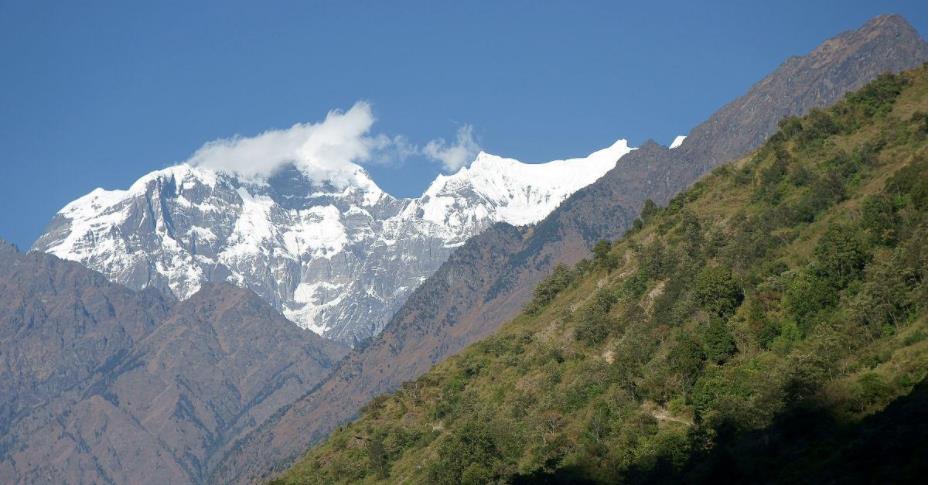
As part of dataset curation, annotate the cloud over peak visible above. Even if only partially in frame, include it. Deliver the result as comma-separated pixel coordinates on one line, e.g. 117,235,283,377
187,102,387,184
186,101,482,185
423,125,481,172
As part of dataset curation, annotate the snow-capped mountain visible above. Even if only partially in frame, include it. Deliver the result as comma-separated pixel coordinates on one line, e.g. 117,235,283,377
33,139,633,344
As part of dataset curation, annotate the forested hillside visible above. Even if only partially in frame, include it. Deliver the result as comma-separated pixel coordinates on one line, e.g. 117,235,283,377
215,19,928,483
274,67,928,484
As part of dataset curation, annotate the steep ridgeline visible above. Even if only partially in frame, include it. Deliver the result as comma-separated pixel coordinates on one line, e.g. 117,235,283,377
276,67,929,484
212,15,927,483
0,246,346,484
390,13,928,362
32,142,631,345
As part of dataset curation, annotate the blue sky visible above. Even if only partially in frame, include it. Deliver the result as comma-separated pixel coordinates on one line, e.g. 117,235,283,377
0,1,925,249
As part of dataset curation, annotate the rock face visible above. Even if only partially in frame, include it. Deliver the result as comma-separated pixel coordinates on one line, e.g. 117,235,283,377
0,243,346,484
32,141,632,345
212,15,928,483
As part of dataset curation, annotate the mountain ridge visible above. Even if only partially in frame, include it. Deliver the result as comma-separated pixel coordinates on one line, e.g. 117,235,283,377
0,242,347,484
274,64,929,484
33,141,632,344
212,14,927,483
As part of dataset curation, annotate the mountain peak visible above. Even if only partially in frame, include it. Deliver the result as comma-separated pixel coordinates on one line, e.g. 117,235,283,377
417,139,634,230
863,13,917,31
34,139,630,343
637,139,665,150
129,164,220,193
464,139,631,176
669,135,687,149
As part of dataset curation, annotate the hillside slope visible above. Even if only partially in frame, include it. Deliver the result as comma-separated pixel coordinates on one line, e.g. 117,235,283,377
0,248,346,484
212,15,928,483
275,67,928,484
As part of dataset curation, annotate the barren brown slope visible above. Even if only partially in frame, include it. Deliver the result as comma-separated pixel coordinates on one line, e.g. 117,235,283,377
0,245,347,485
213,14,927,483
0,246,177,484
101,283,348,484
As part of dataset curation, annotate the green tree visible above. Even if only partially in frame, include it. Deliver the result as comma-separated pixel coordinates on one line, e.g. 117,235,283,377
860,194,899,245
668,335,706,385
367,433,389,479
813,224,868,288
783,270,837,331
846,72,909,117
429,418,502,484
694,266,744,318
640,199,659,221
642,241,671,279
680,210,703,253
852,251,915,328
576,288,618,345
593,240,619,271
526,264,575,314
702,318,737,364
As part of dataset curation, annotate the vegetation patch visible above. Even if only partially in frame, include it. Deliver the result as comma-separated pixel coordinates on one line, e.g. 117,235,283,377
273,68,928,485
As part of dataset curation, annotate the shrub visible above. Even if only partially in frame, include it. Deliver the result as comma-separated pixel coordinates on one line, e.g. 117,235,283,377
640,199,659,221
366,433,389,479
852,251,916,328
886,155,928,209
850,372,894,413
575,288,619,346
668,335,706,385
428,416,507,484
861,194,898,245
526,264,575,315
798,108,839,145
783,270,837,331
756,152,789,201
694,266,744,318
813,224,869,288
593,240,619,271
845,72,908,117
777,116,803,138
702,318,737,364
679,210,703,253
642,241,672,279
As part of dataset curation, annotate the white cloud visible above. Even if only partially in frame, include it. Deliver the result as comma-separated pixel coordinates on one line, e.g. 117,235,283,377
423,124,481,172
187,101,480,184
188,101,391,185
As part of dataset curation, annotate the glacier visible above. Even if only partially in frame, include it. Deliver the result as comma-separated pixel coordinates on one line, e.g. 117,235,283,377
33,139,633,344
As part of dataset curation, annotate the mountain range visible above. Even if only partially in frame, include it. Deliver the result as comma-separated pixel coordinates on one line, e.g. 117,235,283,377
273,64,929,483
212,14,928,484
1,12,925,485
33,141,632,345
0,243,347,484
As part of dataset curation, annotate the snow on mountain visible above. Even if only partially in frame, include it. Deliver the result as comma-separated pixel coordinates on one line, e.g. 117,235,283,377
415,139,632,244
669,135,687,149
33,140,632,344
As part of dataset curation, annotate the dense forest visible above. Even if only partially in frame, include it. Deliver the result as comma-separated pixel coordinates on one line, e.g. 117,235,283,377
273,67,928,484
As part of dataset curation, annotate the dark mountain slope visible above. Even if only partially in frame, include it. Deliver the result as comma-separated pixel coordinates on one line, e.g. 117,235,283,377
213,15,927,483
466,13,928,339
210,223,528,483
276,65,928,484
102,283,347,483
0,248,177,483
0,248,347,484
